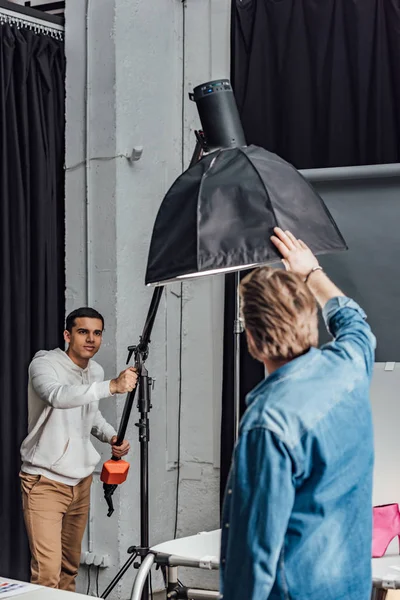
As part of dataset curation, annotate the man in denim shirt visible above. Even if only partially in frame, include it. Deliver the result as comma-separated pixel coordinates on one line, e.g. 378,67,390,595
220,228,376,600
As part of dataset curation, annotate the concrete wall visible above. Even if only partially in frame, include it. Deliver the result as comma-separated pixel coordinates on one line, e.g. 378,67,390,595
65,0,230,596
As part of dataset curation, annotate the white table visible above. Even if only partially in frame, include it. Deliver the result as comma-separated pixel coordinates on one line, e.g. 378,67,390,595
130,531,400,600
372,555,400,589
152,529,220,567
23,590,93,599
3,542,398,599
0,578,93,599
130,530,220,600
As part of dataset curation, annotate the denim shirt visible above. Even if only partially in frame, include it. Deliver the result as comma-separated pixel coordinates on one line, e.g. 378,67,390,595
220,297,376,600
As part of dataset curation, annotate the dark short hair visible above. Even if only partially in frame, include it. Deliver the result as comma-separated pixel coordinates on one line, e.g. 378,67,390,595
66,307,105,333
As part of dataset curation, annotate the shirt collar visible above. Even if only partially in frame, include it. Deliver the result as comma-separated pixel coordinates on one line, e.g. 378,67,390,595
55,347,90,372
246,347,319,407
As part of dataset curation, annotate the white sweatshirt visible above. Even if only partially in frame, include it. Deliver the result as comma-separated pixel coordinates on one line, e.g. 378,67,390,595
20,348,117,486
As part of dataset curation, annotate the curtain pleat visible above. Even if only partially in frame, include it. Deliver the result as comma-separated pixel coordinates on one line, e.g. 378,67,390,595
0,24,65,580
221,0,400,506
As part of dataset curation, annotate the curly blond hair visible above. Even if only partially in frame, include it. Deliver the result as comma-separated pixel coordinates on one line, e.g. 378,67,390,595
240,266,318,362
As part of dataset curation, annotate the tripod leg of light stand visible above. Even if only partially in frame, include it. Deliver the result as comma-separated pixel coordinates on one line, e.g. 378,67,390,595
101,550,138,599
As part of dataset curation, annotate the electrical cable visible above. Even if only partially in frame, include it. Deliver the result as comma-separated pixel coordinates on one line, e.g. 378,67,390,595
173,285,183,540
96,566,100,597
65,153,131,172
86,565,91,595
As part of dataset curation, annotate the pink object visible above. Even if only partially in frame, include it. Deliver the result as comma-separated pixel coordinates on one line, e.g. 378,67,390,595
372,504,400,558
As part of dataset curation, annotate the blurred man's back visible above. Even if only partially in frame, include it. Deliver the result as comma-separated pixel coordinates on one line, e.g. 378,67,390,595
220,228,375,600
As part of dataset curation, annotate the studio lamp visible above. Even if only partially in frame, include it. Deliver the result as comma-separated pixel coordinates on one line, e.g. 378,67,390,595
100,80,347,600
145,79,346,286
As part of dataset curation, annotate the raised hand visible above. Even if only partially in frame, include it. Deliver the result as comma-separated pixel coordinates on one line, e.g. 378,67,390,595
270,227,319,278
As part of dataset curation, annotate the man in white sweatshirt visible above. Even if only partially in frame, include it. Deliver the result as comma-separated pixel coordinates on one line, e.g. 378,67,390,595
19,307,137,592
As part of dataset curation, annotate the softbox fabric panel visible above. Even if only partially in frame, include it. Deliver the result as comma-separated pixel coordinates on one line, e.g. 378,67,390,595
197,147,277,270
244,146,347,255
145,145,346,285
145,157,210,284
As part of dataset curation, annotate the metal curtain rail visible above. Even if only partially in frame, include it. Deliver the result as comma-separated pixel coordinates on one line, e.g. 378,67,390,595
301,163,400,183
31,2,65,12
0,0,64,26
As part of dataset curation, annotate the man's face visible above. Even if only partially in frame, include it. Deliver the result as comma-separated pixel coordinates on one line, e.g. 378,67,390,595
64,317,103,361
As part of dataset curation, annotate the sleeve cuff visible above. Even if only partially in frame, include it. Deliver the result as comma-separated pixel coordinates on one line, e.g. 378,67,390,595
104,424,118,444
322,296,367,328
95,380,113,400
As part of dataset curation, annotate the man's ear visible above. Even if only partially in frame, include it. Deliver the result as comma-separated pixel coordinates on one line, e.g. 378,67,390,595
245,329,258,357
245,329,254,349
63,330,71,345
245,328,266,363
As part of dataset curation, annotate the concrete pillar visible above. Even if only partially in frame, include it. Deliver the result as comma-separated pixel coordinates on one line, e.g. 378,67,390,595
65,0,230,596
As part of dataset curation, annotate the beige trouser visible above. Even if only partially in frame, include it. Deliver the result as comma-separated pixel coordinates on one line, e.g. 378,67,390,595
20,471,92,592
373,591,400,599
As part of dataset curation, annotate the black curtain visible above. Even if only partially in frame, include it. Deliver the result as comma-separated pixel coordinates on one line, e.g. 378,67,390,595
221,0,400,505
0,23,65,580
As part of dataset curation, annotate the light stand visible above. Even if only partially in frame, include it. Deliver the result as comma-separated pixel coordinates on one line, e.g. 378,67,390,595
100,77,346,600
100,179,243,600
101,285,163,600
101,80,247,599
233,272,242,440
100,139,207,600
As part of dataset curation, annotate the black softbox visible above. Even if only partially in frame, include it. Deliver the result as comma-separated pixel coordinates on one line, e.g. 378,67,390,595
145,144,347,285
